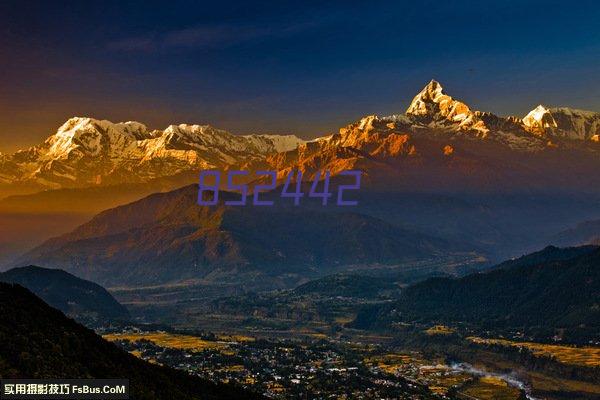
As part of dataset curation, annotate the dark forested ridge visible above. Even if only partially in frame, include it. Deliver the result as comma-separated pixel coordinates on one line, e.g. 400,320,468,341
0,282,263,400
353,246,600,333
0,265,129,324
490,245,598,271
293,274,397,298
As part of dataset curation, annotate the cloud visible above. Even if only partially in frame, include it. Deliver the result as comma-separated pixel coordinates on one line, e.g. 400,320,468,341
107,18,323,53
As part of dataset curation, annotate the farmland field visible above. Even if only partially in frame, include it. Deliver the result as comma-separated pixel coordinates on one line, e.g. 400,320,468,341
468,337,600,367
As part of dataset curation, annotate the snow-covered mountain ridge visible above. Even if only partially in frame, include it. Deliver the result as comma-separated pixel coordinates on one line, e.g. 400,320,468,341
1,80,599,191
0,118,305,188
258,80,600,191
402,80,600,143
314,80,600,156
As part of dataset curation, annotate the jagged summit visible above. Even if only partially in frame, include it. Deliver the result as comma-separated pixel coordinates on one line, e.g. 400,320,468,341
522,105,557,135
406,80,450,116
406,80,488,134
403,81,600,142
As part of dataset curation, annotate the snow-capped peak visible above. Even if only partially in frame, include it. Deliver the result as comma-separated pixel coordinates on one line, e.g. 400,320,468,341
528,104,551,118
3,116,308,188
522,105,557,135
244,134,306,153
406,80,447,116
520,105,600,140
406,80,488,135
43,117,150,160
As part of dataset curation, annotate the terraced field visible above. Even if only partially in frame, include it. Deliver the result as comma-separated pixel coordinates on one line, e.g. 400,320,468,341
103,332,228,351
458,376,522,400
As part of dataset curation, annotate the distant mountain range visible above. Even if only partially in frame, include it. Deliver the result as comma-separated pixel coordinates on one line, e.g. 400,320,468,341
352,245,600,336
14,185,600,290
0,265,129,324
0,282,262,399
0,118,304,192
2,80,600,194
407,81,600,142
263,80,600,191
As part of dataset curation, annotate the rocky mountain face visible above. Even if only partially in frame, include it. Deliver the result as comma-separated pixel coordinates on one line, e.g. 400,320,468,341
406,80,490,134
523,105,600,140
403,79,600,143
0,118,305,189
262,80,600,191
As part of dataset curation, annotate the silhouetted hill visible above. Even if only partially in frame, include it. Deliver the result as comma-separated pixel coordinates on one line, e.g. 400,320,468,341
490,245,598,271
353,246,600,332
0,282,262,399
293,274,396,298
0,266,129,324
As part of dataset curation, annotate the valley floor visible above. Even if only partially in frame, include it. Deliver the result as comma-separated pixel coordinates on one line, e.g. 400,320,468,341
101,325,600,400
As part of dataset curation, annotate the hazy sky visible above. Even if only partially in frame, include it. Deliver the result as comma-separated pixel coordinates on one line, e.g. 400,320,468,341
1,0,600,152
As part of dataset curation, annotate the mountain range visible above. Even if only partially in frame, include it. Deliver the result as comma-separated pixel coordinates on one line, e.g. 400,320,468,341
0,118,304,192
262,80,600,191
17,185,460,287
5,80,600,287
17,183,600,293
407,81,600,142
2,80,600,195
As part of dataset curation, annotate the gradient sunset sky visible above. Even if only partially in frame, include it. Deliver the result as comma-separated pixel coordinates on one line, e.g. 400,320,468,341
1,0,600,152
